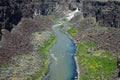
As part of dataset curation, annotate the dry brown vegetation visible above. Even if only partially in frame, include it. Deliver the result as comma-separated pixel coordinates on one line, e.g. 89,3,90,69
88,29,120,53
72,18,120,53
0,16,53,65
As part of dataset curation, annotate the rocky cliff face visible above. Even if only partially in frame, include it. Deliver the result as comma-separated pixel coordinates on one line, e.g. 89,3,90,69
41,0,120,28
0,0,79,39
0,0,120,40
82,1,120,28
0,0,34,40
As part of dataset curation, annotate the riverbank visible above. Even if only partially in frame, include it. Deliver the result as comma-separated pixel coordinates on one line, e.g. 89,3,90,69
44,24,78,80
40,36,56,80
62,26,79,80
66,17,119,80
0,16,55,80
68,34,80,80
32,33,56,80
74,56,80,80
67,28,117,80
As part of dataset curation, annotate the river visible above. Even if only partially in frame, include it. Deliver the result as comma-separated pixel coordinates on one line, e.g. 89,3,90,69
43,24,78,80
43,9,79,80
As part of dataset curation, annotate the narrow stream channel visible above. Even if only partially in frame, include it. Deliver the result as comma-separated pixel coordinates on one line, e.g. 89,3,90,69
43,24,78,80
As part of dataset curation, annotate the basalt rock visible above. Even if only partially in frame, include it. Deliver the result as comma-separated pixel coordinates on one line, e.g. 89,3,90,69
0,0,79,39
82,1,120,28
0,0,120,40
0,0,34,40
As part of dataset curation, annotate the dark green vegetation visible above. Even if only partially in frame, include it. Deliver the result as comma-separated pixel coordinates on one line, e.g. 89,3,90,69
60,24,64,29
76,41,117,80
0,64,9,68
67,27,78,36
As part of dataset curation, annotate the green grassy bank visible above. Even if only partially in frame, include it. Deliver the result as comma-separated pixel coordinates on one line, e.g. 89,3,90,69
76,41,117,80
67,27,78,36
25,36,56,80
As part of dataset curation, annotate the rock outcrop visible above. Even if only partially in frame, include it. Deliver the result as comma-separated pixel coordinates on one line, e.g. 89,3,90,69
0,0,34,39
0,0,79,39
82,1,120,28
0,0,120,39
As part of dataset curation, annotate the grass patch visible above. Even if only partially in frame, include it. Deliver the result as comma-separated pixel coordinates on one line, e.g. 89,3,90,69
76,41,117,80
32,63,49,80
38,35,56,53
67,27,78,36
28,35,56,80
24,78,31,80
0,64,9,68
24,35,56,80
60,24,64,29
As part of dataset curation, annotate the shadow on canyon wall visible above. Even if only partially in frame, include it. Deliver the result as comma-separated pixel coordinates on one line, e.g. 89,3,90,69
0,0,120,38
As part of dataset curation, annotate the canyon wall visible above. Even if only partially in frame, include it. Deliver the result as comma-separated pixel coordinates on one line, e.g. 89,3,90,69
0,0,34,39
82,1,120,28
0,0,78,36
0,0,120,39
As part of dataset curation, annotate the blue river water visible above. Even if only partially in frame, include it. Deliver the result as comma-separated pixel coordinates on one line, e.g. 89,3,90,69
43,24,78,80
